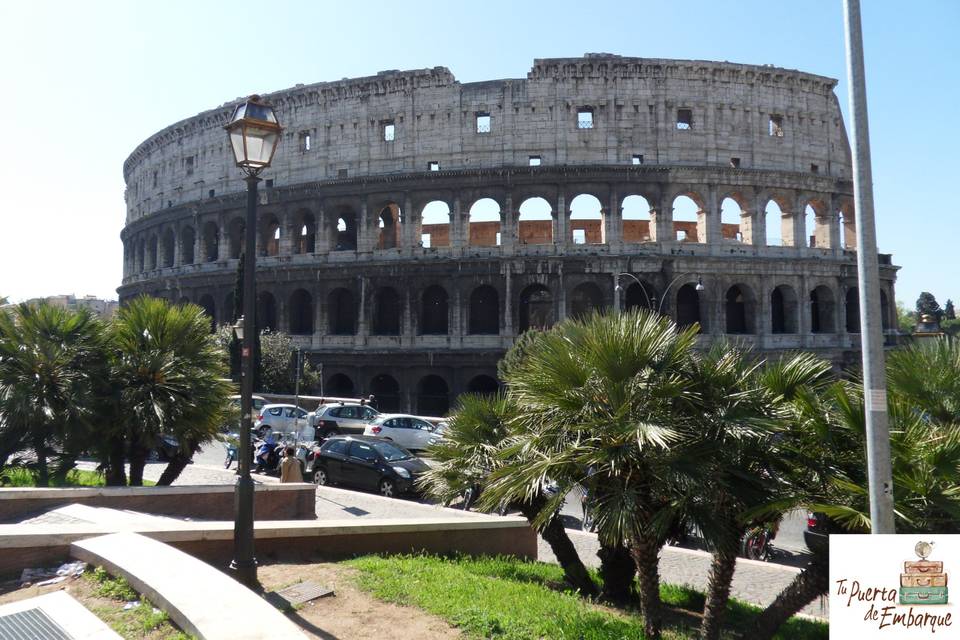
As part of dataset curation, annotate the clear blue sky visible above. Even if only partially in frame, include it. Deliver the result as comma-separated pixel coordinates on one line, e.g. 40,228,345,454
1,0,956,310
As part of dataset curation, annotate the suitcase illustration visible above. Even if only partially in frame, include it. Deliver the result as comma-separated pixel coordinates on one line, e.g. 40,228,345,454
899,544,948,605
899,586,948,605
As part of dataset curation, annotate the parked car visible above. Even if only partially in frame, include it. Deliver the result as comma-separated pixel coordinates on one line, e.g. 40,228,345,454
310,403,379,437
309,435,429,498
254,403,310,439
803,511,835,555
363,414,444,451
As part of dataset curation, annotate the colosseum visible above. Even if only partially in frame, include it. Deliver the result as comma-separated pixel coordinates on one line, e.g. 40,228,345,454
119,53,898,415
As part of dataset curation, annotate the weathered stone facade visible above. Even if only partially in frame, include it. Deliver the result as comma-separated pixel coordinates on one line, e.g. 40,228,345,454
119,54,898,415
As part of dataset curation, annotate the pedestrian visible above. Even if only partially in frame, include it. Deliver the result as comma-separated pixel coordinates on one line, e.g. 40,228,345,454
279,446,302,483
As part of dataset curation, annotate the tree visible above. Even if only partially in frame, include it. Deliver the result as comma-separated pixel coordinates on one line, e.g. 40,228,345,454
420,391,599,598
491,310,699,640
916,291,943,321
945,299,956,321
109,296,231,486
895,300,915,334
0,304,108,484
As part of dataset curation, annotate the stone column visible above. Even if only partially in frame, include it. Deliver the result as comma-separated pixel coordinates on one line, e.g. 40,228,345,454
749,196,767,246
504,265,514,337
452,286,462,348
218,217,231,261
356,276,368,346
403,195,415,254
357,200,369,253
315,288,327,342
279,208,296,255
403,287,414,345
703,186,721,246
452,195,464,252
605,187,620,247
314,203,326,254
554,193,566,247
501,193,515,252
649,199,669,242
557,272,567,322
755,279,771,339
193,224,203,264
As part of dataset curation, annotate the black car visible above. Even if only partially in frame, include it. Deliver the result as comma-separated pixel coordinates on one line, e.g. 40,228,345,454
310,435,429,498
803,511,835,554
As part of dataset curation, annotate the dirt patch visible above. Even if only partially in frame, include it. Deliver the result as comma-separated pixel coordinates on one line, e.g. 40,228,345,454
0,573,186,639
258,561,462,640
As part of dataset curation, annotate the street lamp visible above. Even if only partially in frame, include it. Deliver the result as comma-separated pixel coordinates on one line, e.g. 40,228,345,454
614,272,703,315
225,95,282,589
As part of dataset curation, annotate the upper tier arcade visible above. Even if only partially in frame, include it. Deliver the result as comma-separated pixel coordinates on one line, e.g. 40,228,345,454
123,54,850,223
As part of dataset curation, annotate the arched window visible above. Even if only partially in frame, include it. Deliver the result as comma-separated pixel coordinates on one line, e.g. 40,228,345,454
147,235,158,269
621,195,651,243
810,286,836,334
326,373,355,398
181,226,195,264
672,195,701,242
137,238,145,272
260,214,280,256
569,194,603,245
517,197,552,245
289,289,314,335
162,229,175,267
765,200,783,246
294,210,315,254
228,218,245,259
720,197,743,242
771,285,798,334
327,288,356,335
198,294,216,332
257,291,277,332
468,286,499,335
845,288,860,333
378,204,401,250
420,201,450,248
519,284,554,332
370,374,401,413
203,222,219,262
224,292,236,324
570,282,605,320
372,287,401,336
804,204,817,248
332,208,357,251
839,205,856,250
469,198,501,247
417,375,449,416
420,286,448,335
467,375,499,395
725,285,749,334
676,284,701,330
623,280,656,312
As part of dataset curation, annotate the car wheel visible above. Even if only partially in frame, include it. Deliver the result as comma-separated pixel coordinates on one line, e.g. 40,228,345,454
379,478,396,498
257,426,269,438
313,467,329,486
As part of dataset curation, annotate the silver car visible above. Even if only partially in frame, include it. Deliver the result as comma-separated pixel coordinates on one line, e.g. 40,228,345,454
254,403,310,438
310,403,379,437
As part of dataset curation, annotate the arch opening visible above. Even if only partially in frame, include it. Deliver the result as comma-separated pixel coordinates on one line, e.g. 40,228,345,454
467,375,499,396
468,198,501,247
771,285,798,334
765,200,783,246
327,288,357,335
203,222,219,262
725,285,752,334
720,197,743,242
326,373,355,398
570,282,605,320
162,229,175,268
333,208,357,251
676,284,701,330
370,374,401,413
468,285,499,335
420,285,449,335
260,214,280,257
420,201,450,248
569,194,604,245
228,218,245,259
845,288,860,333
181,226,195,264
519,284,554,332
417,375,449,416
372,287,401,336
294,210,316,254
289,289,314,335
810,286,836,334
197,294,216,332
672,195,701,243
517,197,553,245
621,195,652,243
378,203,401,250
257,291,277,332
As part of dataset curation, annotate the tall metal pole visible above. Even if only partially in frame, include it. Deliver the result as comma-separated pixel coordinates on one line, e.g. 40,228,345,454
231,174,261,586
843,0,895,533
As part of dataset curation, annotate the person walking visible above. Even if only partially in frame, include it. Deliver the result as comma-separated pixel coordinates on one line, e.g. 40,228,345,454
279,446,303,483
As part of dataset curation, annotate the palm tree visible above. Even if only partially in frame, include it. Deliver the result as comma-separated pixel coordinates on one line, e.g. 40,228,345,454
490,310,698,640
109,296,231,485
752,362,960,639
0,303,108,484
419,391,599,597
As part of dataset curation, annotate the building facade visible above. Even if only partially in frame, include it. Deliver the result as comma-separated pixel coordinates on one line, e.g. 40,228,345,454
118,54,898,415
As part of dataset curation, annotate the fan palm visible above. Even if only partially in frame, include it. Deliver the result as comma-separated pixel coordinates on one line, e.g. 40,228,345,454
0,303,108,484
419,391,598,597
488,309,698,640
108,296,231,485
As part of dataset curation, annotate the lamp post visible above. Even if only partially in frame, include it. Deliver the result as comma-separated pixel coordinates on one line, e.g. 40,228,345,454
225,95,282,588
613,272,703,315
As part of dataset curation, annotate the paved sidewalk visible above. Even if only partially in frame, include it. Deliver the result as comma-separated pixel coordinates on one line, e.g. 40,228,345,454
75,460,827,619
538,529,828,620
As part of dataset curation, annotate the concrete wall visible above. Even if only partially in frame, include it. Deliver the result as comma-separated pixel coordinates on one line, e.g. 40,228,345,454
0,485,316,524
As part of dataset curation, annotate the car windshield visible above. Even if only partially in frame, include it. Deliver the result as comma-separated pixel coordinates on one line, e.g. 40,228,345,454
371,441,413,462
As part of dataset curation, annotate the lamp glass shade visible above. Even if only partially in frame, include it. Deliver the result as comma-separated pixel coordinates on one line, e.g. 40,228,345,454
225,96,282,172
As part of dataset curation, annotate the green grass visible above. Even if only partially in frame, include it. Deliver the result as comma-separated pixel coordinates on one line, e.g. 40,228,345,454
346,554,828,640
85,567,194,639
0,466,155,487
